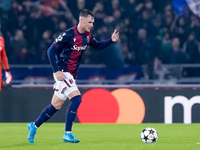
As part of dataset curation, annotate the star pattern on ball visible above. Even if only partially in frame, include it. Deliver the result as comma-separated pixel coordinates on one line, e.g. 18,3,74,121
149,129,154,134
143,135,148,141
141,127,158,143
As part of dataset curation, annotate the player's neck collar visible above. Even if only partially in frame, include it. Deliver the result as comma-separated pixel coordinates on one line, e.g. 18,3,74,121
76,25,86,36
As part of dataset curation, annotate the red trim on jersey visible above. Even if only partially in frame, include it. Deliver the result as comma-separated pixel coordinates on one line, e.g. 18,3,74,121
67,28,82,76
53,42,59,48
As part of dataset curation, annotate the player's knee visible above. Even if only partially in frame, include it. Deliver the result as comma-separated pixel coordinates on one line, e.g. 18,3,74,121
51,101,63,109
51,95,65,109
53,105,62,110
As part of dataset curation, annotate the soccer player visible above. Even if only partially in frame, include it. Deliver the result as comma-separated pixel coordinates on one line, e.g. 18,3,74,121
0,34,12,91
27,9,119,143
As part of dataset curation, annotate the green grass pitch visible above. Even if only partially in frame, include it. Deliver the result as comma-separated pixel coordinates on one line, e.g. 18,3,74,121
0,123,200,150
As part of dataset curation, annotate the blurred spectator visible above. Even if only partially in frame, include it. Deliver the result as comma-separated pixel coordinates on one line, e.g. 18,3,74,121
112,9,123,28
92,1,107,29
10,47,37,64
132,28,161,64
52,21,67,39
26,6,43,47
123,0,137,20
8,29,28,58
135,9,155,36
2,0,23,36
150,14,162,36
159,30,172,64
77,0,85,11
173,17,189,46
182,32,200,77
39,30,52,64
189,15,200,41
165,37,189,64
163,4,174,30
15,12,28,36
105,0,124,16
144,0,155,17
183,32,200,63
72,0,86,20
22,0,33,12
123,17,135,51
131,28,161,78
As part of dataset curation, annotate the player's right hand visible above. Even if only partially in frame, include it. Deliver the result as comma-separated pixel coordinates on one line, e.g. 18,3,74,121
111,29,119,42
55,71,66,81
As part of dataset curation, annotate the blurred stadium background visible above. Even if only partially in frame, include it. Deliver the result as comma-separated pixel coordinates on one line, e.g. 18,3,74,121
1,0,200,124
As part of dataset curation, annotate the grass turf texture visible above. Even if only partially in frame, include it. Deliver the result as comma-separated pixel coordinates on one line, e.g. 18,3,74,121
0,123,199,150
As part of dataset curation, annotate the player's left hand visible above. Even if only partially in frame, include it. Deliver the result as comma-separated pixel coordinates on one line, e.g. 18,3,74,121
5,71,12,84
111,29,119,42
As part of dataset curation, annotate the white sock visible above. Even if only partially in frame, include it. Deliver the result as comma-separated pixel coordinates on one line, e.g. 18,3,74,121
66,131,72,134
34,122,38,129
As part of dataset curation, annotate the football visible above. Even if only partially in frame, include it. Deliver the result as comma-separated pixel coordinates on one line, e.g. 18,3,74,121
141,127,158,143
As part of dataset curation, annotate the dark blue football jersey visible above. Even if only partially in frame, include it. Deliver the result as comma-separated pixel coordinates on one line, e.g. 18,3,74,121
48,26,113,78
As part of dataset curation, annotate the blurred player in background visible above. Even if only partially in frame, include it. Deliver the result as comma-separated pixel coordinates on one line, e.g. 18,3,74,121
0,27,12,91
27,9,119,143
